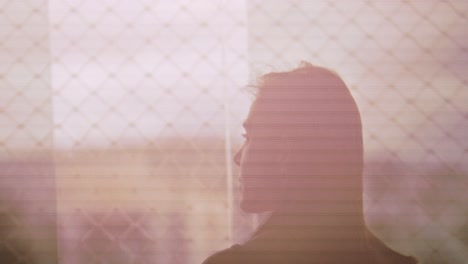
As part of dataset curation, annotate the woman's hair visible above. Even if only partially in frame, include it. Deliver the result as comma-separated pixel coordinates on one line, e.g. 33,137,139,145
252,62,364,208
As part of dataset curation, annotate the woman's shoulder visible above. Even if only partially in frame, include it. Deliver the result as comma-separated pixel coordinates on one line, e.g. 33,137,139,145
202,244,244,264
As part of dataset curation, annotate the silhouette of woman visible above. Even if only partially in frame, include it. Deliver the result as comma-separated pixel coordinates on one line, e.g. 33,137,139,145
203,62,417,263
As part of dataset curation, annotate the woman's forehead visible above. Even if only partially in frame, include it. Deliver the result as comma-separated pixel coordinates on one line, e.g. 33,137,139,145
243,99,310,126
242,101,290,136
243,100,268,127
242,93,362,139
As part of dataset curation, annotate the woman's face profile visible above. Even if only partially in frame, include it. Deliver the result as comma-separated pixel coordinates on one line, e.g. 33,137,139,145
234,100,286,213
233,65,364,215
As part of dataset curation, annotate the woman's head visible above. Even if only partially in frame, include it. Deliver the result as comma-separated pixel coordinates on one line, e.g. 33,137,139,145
235,62,364,213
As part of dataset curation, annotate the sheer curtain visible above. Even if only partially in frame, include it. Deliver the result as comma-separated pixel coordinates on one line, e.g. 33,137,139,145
1,0,467,263
48,1,251,263
0,1,57,263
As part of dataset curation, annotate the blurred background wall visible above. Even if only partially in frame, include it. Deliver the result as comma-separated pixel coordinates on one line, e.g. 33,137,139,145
1,0,467,263
0,0,58,263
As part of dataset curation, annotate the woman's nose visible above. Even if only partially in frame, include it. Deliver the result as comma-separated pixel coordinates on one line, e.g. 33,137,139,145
234,148,242,166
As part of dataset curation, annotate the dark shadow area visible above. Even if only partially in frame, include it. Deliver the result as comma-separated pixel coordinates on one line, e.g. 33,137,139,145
0,157,58,264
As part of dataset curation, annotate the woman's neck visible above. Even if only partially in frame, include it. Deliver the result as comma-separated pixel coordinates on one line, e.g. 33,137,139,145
266,200,366,228
250,208,368,251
